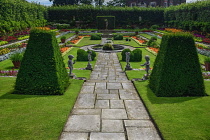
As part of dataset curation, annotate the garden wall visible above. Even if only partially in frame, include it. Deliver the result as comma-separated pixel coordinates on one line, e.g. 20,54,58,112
47,5,164,29
164,0,210,32
0,0,47,35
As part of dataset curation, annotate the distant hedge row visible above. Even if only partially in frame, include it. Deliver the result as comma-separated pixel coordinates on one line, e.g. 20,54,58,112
47,5,164,28
164,0,210,32
0,0,47,34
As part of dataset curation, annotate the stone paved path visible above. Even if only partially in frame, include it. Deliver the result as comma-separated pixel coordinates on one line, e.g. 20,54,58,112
60,53,161,140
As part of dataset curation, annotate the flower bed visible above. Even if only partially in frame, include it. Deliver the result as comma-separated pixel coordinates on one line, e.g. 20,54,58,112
145,47,159,56
0,69,18,76
131,36,147,45
69,35,89,44
202,38,210,44
203,72,210,79
165,28,183,33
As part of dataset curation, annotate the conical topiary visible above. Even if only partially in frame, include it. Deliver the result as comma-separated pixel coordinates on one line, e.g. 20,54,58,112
14,29,69,95
149,33,206,97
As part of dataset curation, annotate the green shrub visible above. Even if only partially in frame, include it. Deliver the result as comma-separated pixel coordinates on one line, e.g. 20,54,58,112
103,43,114,50
149,33,206,97
147,36,158,47
121,48,131,61
150,25,159,30
77,49,96,61
90,34,101,40
121,48,142,62
130,49,142,62
9,51,24,61
113,34,123,40
15,29,69,95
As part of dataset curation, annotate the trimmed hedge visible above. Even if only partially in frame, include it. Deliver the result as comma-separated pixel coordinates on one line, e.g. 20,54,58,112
97,16,115,29
149,33,206,97
77,49,96,61
121,48,142,62
47,5,164,28
103,43,114,50
0,0,46,34
15,29,69,95
164,0,210,32
90,34,101,40
113,34,123,40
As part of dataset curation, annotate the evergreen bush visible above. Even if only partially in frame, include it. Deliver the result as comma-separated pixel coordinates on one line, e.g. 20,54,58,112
130,49,142,62
113,34,123,40
90,34,101,40
121,48,142,62
103,43,114,50
77,49,96,61
149,33,206,97
15,29,69,95
121,48,131,61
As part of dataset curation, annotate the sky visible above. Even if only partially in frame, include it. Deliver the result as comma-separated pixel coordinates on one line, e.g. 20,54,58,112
26,0,199,6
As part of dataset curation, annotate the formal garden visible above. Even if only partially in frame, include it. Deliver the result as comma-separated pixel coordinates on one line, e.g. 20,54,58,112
0,0,210,139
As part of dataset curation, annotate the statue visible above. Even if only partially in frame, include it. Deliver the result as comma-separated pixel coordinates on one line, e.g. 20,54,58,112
125,52,132,70
105,19,108,30
86,50,92,70
68,55,76,76
140,55,150,80
88,50,92,64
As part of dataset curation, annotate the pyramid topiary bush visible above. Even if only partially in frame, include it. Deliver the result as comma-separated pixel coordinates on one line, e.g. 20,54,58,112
15,29,69,95
149,33,206,97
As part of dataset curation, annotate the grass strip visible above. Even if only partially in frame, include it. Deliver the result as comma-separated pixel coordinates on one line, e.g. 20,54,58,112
0,77,83,140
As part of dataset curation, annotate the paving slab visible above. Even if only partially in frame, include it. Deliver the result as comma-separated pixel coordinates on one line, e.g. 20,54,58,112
83,82,95,86
102,120,124,132
109,89,119,94
94,89,109,94
97,94,119,100
95,83,107,89
126,127,161,140
90,132,126,140
124,120,154,127
126,108,150,120
64,115,100,132
80,86,95,94
95,100,109,109
124,100,145,109
107,82,122,89
74,94,95,108
102,109,128,119
119,89,139,100
72,109,101,115
110,100,125,109
60,132,88,140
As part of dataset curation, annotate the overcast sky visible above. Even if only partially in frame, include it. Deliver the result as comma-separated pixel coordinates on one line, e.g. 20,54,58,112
26,0,199,6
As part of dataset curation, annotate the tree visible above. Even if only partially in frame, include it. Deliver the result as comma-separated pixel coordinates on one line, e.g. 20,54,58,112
94,0,104,6
80,0,93,5
107,0,126,6
49,0,80,5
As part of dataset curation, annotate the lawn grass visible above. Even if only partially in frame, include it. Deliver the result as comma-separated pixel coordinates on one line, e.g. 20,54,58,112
73,37,101,47
133,80,210,140
120,58,210,140
139,33,162,44
0,77,83,140
57,33,75,43
114,38,143,47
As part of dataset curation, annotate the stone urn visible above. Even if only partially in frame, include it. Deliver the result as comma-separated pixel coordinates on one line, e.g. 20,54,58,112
205,62,210,71
12,61,21,68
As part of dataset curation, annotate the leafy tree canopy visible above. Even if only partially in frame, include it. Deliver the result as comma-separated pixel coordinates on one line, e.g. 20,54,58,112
107,0,126,6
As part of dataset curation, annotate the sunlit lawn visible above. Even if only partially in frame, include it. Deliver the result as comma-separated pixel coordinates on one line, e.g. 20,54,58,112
118,48,210,140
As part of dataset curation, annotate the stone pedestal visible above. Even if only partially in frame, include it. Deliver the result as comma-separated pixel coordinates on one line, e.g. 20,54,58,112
69,73,76,79
125,64,132,70
86,63,92,70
